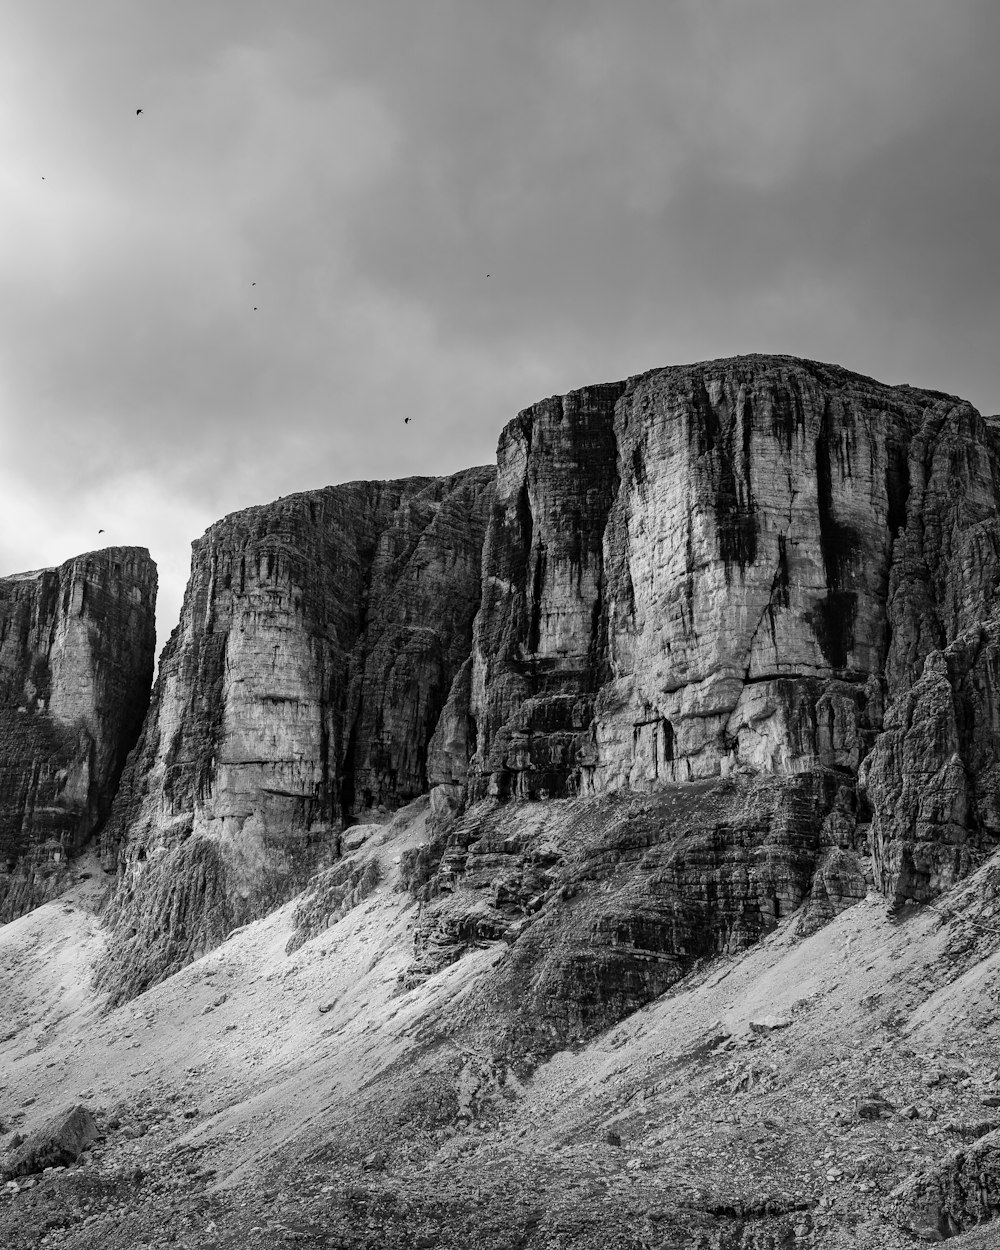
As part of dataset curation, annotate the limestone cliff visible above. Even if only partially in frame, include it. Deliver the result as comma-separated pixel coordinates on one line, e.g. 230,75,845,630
461,357,1000,909
95,354,1000,1009
97,469,493,1002
0,549,156,919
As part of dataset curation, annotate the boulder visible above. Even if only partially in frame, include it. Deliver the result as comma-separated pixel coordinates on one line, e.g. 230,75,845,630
2,1105,98,1178
749,1015,792,1034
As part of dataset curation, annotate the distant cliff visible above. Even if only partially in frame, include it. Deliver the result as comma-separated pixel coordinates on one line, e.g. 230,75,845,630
0,548,157,920
97,469,494,1002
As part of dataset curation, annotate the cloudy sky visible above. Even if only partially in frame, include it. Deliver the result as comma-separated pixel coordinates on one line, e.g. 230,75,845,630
2,0,999,651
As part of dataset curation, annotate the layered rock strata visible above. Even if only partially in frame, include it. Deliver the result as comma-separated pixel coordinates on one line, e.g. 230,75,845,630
404,773,867,1063
0,549,156,920
98,469,493,1002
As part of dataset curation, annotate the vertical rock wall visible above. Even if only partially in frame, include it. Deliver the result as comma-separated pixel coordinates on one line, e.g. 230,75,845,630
97,469,493,1002
462,356,1000,907
861,402,1000,904
466,383,626,801
0,548,157,919
466,358,925,800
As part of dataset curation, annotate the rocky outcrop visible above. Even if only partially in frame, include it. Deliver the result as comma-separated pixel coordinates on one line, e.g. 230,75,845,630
861,397,1000,903
97,470,493,1002
1,1105,98,1179
405,771,866,1063
895,1126,1000,1240
0,549,156,920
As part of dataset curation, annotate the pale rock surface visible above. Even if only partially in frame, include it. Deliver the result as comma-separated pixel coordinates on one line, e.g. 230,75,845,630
463,356,1000,911
97,470,492,1002
467,357,931,800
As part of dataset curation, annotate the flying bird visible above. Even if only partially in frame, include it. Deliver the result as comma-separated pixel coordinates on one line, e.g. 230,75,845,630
253,306,258,311
252,282,256,286
98,529,105,534
136,108,143,115
404,417,411,424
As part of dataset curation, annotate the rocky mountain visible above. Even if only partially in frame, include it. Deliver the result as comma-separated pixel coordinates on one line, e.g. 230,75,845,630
402,356,1000,1061
0,548,156,921
82,355,1000,1017
4,353,1000,1248
96,469,494,1003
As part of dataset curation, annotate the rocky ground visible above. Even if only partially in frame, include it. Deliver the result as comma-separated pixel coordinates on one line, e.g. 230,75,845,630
2,798,1000,1248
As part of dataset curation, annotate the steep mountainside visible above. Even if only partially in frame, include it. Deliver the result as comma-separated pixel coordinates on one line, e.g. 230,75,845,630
0,549,156,921
91,356,1000,1013
97,469,494,1002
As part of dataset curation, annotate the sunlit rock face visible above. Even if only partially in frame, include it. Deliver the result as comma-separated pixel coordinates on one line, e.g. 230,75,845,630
97,469,493,1002
464,356,1000,904
468,357,910,796
0,548,156,920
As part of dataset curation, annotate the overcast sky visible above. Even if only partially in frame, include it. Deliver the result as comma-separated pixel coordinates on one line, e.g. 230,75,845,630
2,0,999,653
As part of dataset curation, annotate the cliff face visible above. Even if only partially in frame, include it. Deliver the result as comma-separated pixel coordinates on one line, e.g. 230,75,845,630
0,549,157,919
92,354,1000,1008
462,357,1000,908
97,469,494,1002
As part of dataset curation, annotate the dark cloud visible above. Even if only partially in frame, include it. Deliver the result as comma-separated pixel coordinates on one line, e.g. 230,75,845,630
2,0,998,651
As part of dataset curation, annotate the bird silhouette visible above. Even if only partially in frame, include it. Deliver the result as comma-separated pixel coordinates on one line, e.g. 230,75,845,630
251,282,256,286
486,273,490,277
404,417,411,424
136,108,143,115
253,307,258,311
98,529,105,534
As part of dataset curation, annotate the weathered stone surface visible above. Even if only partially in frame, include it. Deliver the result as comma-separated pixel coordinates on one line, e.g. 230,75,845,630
895,1127,1000,1240
285,853,381,955
0,549,156,920
2,1104,98,1178
858,397,1000,905
467,357,940,802
404,772,861,1062
458,356,1000,910
97,470,492,1002
863,620,1000,906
